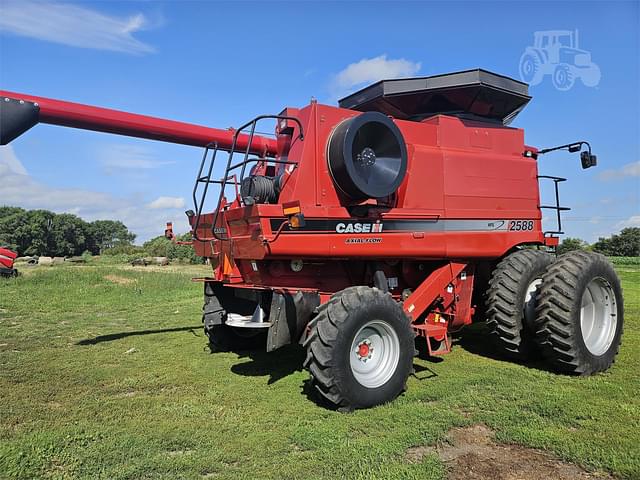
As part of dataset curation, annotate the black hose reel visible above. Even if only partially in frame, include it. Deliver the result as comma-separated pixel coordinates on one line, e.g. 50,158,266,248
328,112,408,200
240,174,281,205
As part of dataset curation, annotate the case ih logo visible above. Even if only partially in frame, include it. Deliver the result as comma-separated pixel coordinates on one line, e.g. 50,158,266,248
335,222,383,234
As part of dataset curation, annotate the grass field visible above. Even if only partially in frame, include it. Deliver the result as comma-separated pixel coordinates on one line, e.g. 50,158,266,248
0,263,638,479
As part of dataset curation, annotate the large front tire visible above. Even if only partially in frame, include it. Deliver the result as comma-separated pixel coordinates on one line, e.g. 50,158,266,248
534,251,623,375
303,286,415,411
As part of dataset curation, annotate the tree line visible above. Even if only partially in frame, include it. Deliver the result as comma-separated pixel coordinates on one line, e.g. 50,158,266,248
0,206,136,257
557,228,640,257
0,206,203,264
104,233,203,264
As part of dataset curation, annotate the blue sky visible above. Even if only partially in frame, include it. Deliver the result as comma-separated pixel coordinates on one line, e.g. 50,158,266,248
0,0,638,242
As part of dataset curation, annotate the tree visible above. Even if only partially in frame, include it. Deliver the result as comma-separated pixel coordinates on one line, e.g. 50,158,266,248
0,209,54,256
0,206,25,218
168,232,203,264
143,233,203,264
143,235,171,257
0,206,26,251
48,213,90,257
557,237,588,255
593,228,640,257
87,220,136,254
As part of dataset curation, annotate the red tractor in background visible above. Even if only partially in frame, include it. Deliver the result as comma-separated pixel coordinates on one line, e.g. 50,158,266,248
0,247,19,278
0,69,624,410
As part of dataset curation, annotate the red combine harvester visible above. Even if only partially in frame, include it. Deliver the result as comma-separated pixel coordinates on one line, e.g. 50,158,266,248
0,70,623,410
0,247,18,277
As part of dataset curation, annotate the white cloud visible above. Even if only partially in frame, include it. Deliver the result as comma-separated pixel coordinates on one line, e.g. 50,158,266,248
147,196,185,210
99,145,175,173
0,0,156,54
0,146,189,242
616,215,640,229
0,145,28,175
332,54,422,98
597,161,640,181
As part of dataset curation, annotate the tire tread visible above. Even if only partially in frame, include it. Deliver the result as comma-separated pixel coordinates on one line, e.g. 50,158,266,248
533,251,623,375
485,249,553,360
304,286,415,410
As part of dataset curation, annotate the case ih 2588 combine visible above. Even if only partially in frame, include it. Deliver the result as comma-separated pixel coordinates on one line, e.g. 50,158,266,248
0,70,624,410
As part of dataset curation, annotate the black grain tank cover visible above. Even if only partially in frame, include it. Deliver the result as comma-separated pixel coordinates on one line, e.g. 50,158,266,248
338,69,531,125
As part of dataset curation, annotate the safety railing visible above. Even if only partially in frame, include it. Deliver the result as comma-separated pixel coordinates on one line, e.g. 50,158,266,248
191,114,303,242
537,175,571,236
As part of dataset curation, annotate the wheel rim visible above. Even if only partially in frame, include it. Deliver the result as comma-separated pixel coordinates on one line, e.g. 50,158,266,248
349,320,400,388
580,277,617,356
523,278,542,326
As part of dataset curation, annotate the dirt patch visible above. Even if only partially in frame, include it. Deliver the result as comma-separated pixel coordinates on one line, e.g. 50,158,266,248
405,444,436,463
406,424,613,480
104,275,135,285
167,449,194,457
116,391,137,398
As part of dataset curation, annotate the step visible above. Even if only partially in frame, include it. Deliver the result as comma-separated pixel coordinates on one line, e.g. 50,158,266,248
225,307,271,329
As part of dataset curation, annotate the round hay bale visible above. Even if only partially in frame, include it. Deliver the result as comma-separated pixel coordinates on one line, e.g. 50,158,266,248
67,256,86,263
38,256,53,266
15,256,37,265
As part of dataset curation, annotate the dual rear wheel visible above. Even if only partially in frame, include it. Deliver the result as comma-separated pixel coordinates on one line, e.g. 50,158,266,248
534,251,623,374
485,249,623,374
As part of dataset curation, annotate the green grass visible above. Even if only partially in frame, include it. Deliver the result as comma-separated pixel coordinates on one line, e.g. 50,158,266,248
1,263,638,479
609,256,640,266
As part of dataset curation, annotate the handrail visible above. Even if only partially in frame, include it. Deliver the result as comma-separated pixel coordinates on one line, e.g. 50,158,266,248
537,175,570,236
211,114,304,241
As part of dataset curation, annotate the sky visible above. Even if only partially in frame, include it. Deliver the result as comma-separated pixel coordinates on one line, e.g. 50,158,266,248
0,0,638,243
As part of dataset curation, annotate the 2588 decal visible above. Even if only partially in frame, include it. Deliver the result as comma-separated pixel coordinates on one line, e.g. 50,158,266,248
508,220,534,231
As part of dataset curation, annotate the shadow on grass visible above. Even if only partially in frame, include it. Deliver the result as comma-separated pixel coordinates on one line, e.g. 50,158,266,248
454,322,506,362
227,342,442,410
413,363,438,380
415,336,445,364
299,359,440,412
230,344,306,385
455,321,551,372
76,325,202,345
